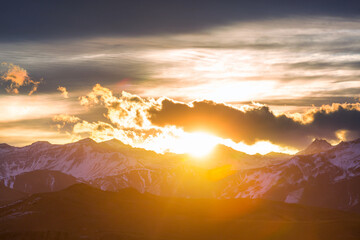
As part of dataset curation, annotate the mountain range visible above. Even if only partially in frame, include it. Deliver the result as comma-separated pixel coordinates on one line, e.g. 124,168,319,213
0,137,359,213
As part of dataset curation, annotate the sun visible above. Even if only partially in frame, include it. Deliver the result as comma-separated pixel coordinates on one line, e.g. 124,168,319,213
177,132,219,158
121,127,297,158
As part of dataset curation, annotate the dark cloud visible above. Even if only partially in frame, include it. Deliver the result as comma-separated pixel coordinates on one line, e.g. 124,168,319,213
283,61,360,70
149,99,360,148
265,74,360,83
1,0,360,41
235,89,360,107
310,88,360,97
235,96,360,107
2,61,152,94
310,106,360,133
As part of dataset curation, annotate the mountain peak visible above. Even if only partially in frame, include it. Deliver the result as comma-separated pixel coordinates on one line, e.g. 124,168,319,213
75,138,97,145
312,138,330,144
99,138,134,152
0,143,12,149
212,144,249,157
297,138,332,155
103,138,128,147
30,141,51,147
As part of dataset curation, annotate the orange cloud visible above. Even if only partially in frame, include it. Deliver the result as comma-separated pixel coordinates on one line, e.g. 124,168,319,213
57,86,69,98
52,114,80,124
1,63,40,95
79,83,160,129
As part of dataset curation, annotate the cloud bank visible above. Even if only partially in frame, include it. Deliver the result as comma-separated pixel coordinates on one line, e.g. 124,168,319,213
53,84,360,152
149,100,360,148
53,84,189,154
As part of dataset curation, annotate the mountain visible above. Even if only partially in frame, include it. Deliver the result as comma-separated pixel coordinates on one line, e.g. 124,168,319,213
1,184,359,240
0,138,149,180
221,138,360,211
1,138,360,213
0,138,284,195
297,138,333,155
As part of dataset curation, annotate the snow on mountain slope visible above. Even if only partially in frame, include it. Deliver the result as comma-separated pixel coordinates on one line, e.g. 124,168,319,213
0,139,149,180
0,138,282,186
0,138,196,196
220,138,360,211
87,138,360,212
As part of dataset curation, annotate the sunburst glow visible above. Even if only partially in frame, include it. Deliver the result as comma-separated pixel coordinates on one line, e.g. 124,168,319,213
108,128,298,157
174,132,220,158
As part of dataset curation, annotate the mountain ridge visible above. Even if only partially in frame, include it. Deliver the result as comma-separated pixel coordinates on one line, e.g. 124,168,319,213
1,137,360,213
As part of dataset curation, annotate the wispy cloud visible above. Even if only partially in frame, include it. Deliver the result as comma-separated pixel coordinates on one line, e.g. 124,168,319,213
0,94,82,123
2,18,359,106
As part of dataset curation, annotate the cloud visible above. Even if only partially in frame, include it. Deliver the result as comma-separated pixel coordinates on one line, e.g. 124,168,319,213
52,114,80,123
0,63,40,95
52,84,295,154
57,86,69,98
79,83,158,129
51,84,360,154
149,99,360,148
54,84,173,151
1,1,360,41
2,18,360,108
0,94,79,123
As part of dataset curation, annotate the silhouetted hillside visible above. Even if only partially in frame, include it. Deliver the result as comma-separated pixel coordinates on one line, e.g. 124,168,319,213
0,184,359,240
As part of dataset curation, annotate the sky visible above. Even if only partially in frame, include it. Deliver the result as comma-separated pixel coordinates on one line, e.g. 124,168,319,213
1,1,360,155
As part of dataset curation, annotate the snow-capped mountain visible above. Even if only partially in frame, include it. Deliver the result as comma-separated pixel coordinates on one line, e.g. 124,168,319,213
1,137,360,212
220,139,360,211
0,139,144,180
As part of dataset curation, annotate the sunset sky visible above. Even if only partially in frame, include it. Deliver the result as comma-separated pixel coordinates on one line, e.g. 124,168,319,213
1,1,360,155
